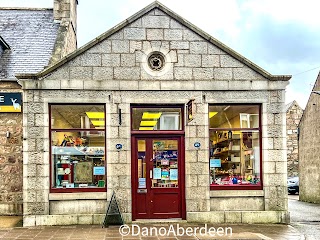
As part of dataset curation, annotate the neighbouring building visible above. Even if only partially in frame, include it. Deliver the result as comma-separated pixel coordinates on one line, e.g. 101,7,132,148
17,2,291,226
285,100,303,177
299,72,320,203
0,0,77,215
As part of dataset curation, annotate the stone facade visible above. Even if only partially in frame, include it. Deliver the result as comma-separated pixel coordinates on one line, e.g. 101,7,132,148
286,101,303,177
18,2,290,226
0,82,23,215
299,72,320,203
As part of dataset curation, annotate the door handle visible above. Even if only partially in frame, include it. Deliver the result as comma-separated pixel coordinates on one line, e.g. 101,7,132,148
150,170,152,179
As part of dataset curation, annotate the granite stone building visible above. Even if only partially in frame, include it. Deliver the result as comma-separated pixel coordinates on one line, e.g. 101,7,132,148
285,101,303,177
17,2,291,226
0,0,77,215
299,72,320,203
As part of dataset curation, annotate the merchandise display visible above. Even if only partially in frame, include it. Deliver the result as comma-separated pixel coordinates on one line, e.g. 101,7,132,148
50,104,106,190
209,130,260,186
52,145,105,188
208,104,261,187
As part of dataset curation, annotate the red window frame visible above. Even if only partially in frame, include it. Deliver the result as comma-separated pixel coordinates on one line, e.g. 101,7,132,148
49,103,107,193
209,104,263,190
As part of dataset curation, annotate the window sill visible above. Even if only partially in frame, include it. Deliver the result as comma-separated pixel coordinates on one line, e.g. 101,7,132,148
210,189,264,198
49,192,107,200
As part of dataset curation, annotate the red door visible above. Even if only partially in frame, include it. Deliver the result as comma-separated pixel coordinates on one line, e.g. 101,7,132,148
132,137,185,220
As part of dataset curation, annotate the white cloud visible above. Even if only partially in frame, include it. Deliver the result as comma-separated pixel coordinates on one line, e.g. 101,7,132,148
242,0,320,27
2,0,319,109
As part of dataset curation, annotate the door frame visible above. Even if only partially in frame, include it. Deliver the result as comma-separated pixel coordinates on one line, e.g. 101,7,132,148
131,134,186,220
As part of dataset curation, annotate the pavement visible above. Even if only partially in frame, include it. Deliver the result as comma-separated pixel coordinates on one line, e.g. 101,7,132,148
0,222,301,239
0,195,318,239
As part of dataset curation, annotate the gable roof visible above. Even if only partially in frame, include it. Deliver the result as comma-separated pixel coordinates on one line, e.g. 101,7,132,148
299,71,320,126
285,100,302,112
16,1,291,81
0,8,59,80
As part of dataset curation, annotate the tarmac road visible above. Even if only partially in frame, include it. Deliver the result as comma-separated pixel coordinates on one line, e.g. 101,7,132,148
288,194,320,239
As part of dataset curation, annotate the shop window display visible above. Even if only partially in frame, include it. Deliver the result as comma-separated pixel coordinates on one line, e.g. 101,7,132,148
209,104,261,189
50,105,106,191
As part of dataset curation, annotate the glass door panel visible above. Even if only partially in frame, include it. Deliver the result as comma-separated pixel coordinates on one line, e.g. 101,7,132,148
137,140,146,188
151,140,178,188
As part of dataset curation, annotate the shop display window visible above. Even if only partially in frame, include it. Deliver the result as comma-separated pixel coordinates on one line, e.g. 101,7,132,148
50,104,106,192
209,104,262,189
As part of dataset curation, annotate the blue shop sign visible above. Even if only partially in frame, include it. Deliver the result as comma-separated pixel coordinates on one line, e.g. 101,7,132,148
0,93,22,112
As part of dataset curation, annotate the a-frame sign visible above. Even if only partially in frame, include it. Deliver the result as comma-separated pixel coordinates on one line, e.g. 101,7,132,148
102,191,124,228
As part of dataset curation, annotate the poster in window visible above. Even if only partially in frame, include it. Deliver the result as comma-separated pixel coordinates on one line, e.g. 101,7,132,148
153,168,161,179
93,166,105,175
170,169,178,180
210,158,221,168
74,161,93,183
161,169,169,180
138,178,146,188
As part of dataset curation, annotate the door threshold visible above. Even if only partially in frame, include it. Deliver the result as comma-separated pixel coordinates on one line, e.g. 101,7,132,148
134,219,187,224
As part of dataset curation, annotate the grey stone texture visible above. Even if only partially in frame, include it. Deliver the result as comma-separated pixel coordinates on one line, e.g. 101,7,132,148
299,73,320,203
18,3,290,226
285,101,303,177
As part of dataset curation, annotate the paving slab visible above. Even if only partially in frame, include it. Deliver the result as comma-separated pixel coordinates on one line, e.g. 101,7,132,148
0,223,304,240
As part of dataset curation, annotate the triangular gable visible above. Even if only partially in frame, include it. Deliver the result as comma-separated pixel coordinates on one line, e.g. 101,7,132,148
286,100,302,113
16,1,291,83
299,71,320,125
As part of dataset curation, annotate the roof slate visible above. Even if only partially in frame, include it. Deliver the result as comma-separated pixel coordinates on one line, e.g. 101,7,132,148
0,8,59,80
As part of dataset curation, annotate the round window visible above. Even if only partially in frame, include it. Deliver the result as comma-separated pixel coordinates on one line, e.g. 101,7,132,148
148,52,165,71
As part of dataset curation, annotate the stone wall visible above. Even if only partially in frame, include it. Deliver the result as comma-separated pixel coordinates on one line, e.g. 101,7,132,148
19,5,289,226
299,73,320,203
0,82,23,215
286,101,303,177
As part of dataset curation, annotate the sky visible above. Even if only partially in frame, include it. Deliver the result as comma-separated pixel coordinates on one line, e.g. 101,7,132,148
1,0,320,109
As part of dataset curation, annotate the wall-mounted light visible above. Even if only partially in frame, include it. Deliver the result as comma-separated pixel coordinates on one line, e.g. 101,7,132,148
119,108,122,125
6,131,10,138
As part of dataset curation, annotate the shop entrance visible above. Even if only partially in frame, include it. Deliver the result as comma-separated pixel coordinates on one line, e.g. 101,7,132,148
132,137,185,220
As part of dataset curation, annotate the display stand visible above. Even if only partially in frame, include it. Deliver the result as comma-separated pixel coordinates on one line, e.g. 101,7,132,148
102,191,124,228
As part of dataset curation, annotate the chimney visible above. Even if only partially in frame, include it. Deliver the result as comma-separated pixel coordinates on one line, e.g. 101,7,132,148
49,0,78,64
54,0,78,33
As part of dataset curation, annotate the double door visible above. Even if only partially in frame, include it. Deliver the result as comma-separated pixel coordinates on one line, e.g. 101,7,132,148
132,137,185,220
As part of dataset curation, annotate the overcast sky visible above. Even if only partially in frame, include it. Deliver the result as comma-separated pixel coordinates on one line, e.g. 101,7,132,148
1,0,320,108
